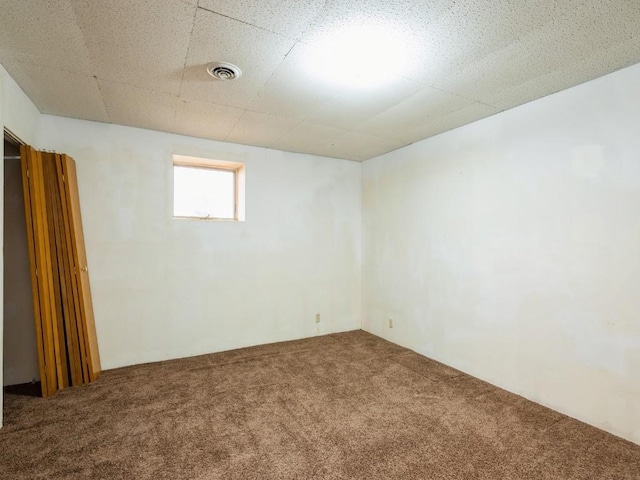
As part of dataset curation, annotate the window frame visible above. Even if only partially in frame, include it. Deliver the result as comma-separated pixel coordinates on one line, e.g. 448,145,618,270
172,154,245,222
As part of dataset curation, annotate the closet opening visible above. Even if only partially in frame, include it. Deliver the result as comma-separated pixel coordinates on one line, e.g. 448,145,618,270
3,130,41,397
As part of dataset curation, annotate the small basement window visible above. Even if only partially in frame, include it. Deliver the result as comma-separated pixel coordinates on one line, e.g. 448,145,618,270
173,155,245,221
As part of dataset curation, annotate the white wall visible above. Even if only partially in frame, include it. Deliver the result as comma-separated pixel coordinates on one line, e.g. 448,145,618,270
363,63,640,445
37,116,362,369
0,63,41,426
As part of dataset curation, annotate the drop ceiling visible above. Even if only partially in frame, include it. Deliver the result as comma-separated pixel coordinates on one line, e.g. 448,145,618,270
1,1,639,161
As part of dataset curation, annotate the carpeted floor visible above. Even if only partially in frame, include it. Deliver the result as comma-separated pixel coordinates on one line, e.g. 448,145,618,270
1,330,639,479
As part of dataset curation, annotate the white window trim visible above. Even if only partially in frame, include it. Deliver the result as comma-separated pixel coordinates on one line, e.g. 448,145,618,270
172,154,246,221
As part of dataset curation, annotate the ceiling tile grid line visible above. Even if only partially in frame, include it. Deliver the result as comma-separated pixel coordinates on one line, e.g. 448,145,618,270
176,3,201,102
238,42,301,119
197,0,329,40
89,75,110,123
194,4,299,39
94,77,113,124
67,0,111,123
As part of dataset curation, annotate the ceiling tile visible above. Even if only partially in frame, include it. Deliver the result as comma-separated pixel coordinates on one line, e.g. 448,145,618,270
2,0,640,161
0,0,92,75
249,43,336,120
357,87,474,139
99,80,178,133
433,0,640,104
430,21,578,105
407,0,587,83
276,122,346,159
197,0,325,38
173,99,244,141
330,132,405,161
305,76,423,130
71,0,196,94
2,58,108,122
563,0,640,51
179,8,295,109
308,0,452,27
301,0,452,82
225,110,299,149
485,37,640,111
399,103,501,145
433,0,640,109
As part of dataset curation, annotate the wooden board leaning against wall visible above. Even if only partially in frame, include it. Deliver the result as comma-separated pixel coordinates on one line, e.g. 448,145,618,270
20,146,101,397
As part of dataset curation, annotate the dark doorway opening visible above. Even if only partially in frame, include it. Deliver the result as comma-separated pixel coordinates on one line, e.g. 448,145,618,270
3,130,41,397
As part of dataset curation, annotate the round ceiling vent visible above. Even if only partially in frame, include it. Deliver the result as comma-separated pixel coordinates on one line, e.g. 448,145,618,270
206,62,242,81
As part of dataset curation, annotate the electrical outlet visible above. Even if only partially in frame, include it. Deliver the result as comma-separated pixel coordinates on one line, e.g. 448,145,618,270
315,313,321,323
388,318,394,328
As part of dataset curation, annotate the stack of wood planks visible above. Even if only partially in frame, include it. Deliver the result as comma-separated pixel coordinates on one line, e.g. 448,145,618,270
20,146,101,397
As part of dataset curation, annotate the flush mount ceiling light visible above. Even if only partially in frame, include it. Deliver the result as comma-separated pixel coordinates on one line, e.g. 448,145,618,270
206,62,242,81
305,24,413,89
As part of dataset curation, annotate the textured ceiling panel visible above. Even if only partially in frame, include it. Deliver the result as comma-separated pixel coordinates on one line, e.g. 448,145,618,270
0,0,639,161
431,21,578,105
99,80,178,133
1,58,108,122
329,132,406,162
71,0,196,95
357,87,475,140
248,43,336,121
173,99,244,140
399,103,502,145
225,111,299,150
197,0,325,38
485,37,640,112
302,0,453,85
569,0,640,48
276,122,347,159
179,8,295,109
410,0,588,84
0,0,92,75
433,0,640,106
306,76,423,130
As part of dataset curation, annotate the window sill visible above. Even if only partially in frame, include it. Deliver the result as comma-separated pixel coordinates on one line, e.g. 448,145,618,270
172,216,243,222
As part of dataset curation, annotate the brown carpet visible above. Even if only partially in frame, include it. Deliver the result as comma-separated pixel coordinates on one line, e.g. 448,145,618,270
1,330,639,479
